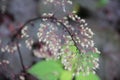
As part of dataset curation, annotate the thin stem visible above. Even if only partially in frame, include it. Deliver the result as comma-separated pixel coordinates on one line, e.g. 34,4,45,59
16,40,26,72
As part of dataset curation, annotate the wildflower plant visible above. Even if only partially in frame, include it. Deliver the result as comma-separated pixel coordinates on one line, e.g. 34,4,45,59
21,13,100,80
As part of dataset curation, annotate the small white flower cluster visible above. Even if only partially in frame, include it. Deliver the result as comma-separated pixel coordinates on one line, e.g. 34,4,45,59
62,13,100,54
21,26,29,38
61,48,76,71
60,40,100,75
21,21,63,59
61,53,75,71
36,23,62,59
0,59,10,65
0,43,17,54
25,38,34,50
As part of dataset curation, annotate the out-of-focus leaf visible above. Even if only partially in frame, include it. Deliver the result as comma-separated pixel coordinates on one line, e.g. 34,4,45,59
97,0,108,7
75,72,100,80
28,60,63,80
60,70,73,80
73,3,80,13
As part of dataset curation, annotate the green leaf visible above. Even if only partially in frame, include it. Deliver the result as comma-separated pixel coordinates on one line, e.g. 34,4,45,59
69,45,78,53
75,72,100,80
62,44,78,54
60,70,73,80
28,60,63,80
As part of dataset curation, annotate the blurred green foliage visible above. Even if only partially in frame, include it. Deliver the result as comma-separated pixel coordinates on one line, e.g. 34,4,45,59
97,0,109,7
60,70,73,80
75,72,100,80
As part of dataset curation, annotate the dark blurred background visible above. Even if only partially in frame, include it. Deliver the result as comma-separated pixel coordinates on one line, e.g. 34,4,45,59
0,0,120,80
